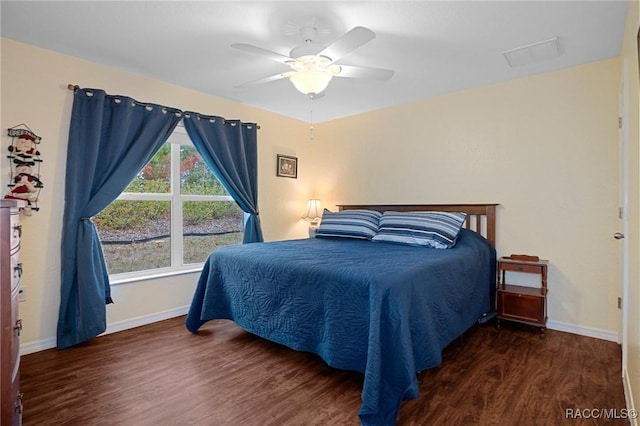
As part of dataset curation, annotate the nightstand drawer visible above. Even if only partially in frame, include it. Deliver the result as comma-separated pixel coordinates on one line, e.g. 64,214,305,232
499,262,544,275
497,289,545,325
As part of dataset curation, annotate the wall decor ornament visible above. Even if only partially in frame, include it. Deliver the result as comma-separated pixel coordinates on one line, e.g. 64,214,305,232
5,124,43,215
276,154,297,179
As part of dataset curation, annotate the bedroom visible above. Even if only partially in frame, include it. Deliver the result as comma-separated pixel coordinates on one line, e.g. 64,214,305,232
0,1,639,425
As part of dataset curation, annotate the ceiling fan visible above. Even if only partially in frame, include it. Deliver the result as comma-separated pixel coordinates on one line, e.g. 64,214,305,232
231,24,394,97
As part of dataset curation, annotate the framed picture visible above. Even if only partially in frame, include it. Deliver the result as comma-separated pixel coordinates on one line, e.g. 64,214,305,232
276,154,298,179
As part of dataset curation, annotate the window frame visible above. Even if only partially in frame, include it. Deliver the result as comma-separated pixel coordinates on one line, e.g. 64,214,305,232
106,125,238,285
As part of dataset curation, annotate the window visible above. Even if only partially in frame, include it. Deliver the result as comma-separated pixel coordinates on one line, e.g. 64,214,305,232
93,125,243,280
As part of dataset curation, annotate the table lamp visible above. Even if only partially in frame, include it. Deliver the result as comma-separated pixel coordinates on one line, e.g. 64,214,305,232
302,199,322,237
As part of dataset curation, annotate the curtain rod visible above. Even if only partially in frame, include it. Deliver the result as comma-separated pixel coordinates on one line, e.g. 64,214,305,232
67,84,260,129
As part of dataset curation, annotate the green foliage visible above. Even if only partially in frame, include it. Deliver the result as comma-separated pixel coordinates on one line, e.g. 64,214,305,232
182,180,227,196
183,201,242,225
180,146,228,196
124,177,170,193
94,196,242,230
94,200,170,230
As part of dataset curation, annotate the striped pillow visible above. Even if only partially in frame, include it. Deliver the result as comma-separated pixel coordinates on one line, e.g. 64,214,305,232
316,209,382,240
372,211,467,248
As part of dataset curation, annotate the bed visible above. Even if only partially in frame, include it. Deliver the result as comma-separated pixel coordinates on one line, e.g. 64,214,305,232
186,203,498,425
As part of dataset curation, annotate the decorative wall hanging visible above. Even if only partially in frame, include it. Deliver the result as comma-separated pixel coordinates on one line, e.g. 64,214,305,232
5,124,43,215
276,154,297,179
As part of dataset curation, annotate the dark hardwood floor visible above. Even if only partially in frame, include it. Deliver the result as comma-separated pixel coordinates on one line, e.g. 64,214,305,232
20,316,627,425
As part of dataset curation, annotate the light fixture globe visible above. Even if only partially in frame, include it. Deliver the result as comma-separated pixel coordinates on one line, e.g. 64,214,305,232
289,71,333,95
286,54,342,95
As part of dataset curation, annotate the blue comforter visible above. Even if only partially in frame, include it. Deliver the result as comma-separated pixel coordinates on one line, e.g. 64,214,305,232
186,228,496,425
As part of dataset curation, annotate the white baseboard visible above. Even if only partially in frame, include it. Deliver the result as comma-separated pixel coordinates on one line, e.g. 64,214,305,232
623,368,638,426
103,305,189,335
20,337,56,355
20,305,189,355
547,319,618,342
21,311,618,354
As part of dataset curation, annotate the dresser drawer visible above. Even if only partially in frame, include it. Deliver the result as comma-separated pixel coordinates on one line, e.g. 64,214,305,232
11,370,22,426
9,212,20,255
9,209,21,295
10,256,21,294
10,288,21,368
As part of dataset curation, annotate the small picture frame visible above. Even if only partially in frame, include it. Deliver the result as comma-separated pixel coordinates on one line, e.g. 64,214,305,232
276,154,298,179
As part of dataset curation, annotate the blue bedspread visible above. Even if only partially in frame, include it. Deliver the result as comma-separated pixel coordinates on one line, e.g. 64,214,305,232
186,228,496,425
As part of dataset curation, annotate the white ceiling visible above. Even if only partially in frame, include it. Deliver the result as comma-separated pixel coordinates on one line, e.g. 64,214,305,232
0,1,628,123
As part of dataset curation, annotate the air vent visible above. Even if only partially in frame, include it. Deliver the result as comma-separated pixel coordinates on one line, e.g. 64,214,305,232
503,37,562,68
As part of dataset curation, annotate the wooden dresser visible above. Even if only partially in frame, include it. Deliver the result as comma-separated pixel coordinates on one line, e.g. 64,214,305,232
1,199,22,425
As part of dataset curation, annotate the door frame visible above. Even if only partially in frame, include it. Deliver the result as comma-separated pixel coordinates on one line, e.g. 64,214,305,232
619,59,630,373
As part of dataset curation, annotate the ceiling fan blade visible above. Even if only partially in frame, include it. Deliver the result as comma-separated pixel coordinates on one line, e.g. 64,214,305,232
337,65,394,80
318,26,376,62
231,43,293,64
234,71,294,89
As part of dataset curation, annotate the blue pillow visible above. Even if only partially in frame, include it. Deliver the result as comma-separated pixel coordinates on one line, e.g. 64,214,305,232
316,209,382,240
372,211,467,248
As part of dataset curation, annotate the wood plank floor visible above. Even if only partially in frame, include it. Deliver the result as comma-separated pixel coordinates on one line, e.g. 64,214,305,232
20,317,627,425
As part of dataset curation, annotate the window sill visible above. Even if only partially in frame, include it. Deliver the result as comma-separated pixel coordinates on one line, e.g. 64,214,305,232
109,266,203,286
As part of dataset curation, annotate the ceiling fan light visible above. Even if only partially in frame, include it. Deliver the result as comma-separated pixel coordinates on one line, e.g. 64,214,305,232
289,70,333,95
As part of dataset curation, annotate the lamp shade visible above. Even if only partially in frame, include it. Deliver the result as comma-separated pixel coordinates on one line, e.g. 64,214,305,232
302,199,322,223
289,71,333,95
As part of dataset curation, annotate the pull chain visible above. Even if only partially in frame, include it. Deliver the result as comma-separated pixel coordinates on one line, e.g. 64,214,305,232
309,94,315,141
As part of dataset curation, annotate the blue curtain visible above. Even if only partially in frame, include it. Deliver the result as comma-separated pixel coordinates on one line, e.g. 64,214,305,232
183,113,263,243
58,88,181,349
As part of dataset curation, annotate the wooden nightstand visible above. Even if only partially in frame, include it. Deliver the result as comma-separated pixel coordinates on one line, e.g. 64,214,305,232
496,256,548,338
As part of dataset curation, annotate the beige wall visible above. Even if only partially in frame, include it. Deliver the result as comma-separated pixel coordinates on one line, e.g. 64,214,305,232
0,27,629,377
0,38,313,349
312,59,621,337
621,0,640,417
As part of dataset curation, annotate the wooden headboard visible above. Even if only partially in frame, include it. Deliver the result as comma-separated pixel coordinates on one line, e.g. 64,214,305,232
337,203,498,247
